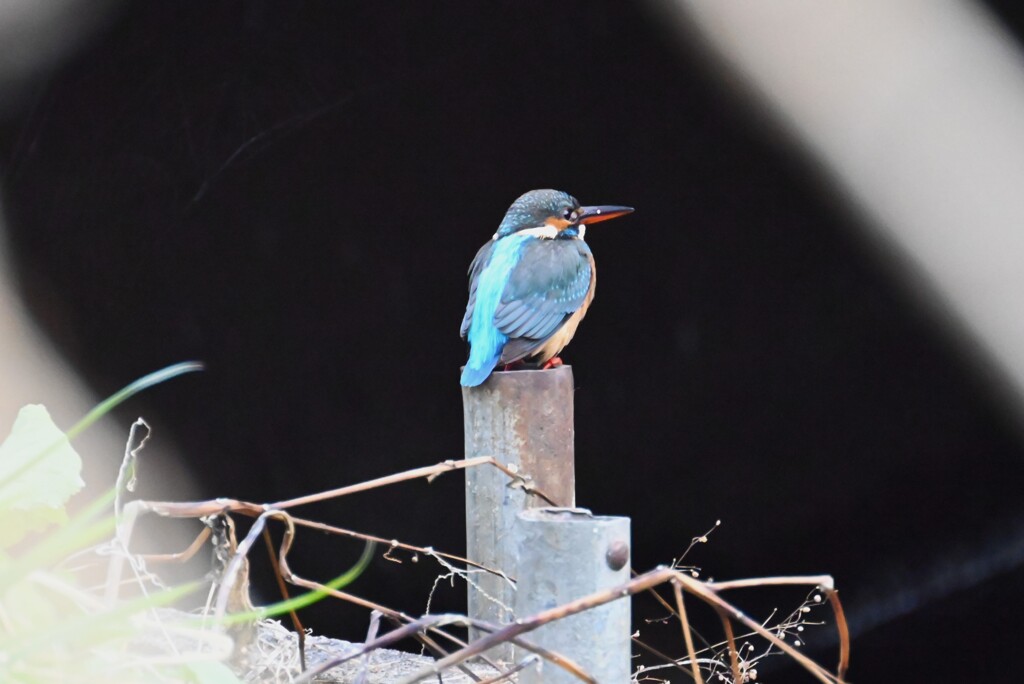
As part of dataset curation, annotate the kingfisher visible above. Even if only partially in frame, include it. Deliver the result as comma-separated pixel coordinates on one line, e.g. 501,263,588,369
460,189,633,387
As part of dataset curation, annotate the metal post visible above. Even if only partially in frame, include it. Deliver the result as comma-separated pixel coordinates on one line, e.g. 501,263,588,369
513,508,632,683
462,365,576,662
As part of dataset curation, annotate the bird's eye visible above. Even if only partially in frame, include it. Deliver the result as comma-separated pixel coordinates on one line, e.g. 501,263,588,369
563,209,577,222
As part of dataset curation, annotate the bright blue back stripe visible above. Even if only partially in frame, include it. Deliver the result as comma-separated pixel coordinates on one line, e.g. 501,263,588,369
461,234,533,386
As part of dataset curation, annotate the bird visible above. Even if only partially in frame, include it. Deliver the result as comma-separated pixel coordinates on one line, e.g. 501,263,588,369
460,189,633,387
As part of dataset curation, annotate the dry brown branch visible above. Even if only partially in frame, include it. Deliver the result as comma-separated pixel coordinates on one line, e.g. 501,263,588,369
131,456,554,522
289,516,509,579
261,524,306,669
141,527,212,563
672,578,703,684
709,575,835,591
634,567,716,659
631,637,697,681
827,589,850,682
715,607,742,684
270,456,558,509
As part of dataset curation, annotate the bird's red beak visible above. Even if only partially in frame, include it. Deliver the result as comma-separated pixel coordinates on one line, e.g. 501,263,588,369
577,205,634,225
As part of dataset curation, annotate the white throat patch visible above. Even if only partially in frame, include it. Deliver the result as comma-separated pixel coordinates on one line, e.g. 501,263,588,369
518,224,561,239
492,223,585,241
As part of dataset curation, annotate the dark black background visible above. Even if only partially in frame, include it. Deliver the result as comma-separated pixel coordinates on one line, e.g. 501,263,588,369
3,2,1023,681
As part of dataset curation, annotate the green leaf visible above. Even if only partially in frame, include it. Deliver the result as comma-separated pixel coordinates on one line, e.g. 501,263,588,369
66,361,204,440
0,405,84,547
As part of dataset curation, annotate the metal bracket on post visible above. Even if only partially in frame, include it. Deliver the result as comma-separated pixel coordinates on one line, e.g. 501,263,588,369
462,365,576,662
513,507,631,683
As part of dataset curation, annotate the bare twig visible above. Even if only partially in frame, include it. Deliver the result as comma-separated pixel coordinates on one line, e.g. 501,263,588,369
262,524,306,669
672,579,703,684
141,527,211,563
632,636,699,680
827,589,850,682
715,607,742,684
114,419,150,518
134,457,556,520
270,457,558,509
290,517,511,580
708,575,834,592
214,510,285,620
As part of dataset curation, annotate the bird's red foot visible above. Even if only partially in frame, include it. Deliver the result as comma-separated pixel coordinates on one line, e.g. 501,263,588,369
503,360,526,372
541,356,564,370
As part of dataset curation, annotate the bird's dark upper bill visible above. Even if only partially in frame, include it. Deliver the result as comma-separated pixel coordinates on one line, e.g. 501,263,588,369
577,205,634,224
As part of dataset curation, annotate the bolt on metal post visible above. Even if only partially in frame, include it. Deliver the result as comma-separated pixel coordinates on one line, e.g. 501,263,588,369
514,507,632,684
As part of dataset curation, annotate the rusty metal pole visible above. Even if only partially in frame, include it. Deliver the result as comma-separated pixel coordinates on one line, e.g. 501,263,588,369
513,508,632,684
462,365,576,662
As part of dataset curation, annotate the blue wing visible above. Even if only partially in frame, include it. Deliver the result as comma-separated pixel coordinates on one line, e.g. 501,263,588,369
494,238,594,364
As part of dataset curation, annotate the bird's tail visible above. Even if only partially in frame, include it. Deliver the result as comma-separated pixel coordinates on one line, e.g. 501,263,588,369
460,353,500,387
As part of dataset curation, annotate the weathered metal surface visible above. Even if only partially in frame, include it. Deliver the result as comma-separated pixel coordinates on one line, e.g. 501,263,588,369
513,508,631,684
462,365,576,662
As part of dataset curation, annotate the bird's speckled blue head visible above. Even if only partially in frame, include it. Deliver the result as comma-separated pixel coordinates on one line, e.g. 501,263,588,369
496,189,580,238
